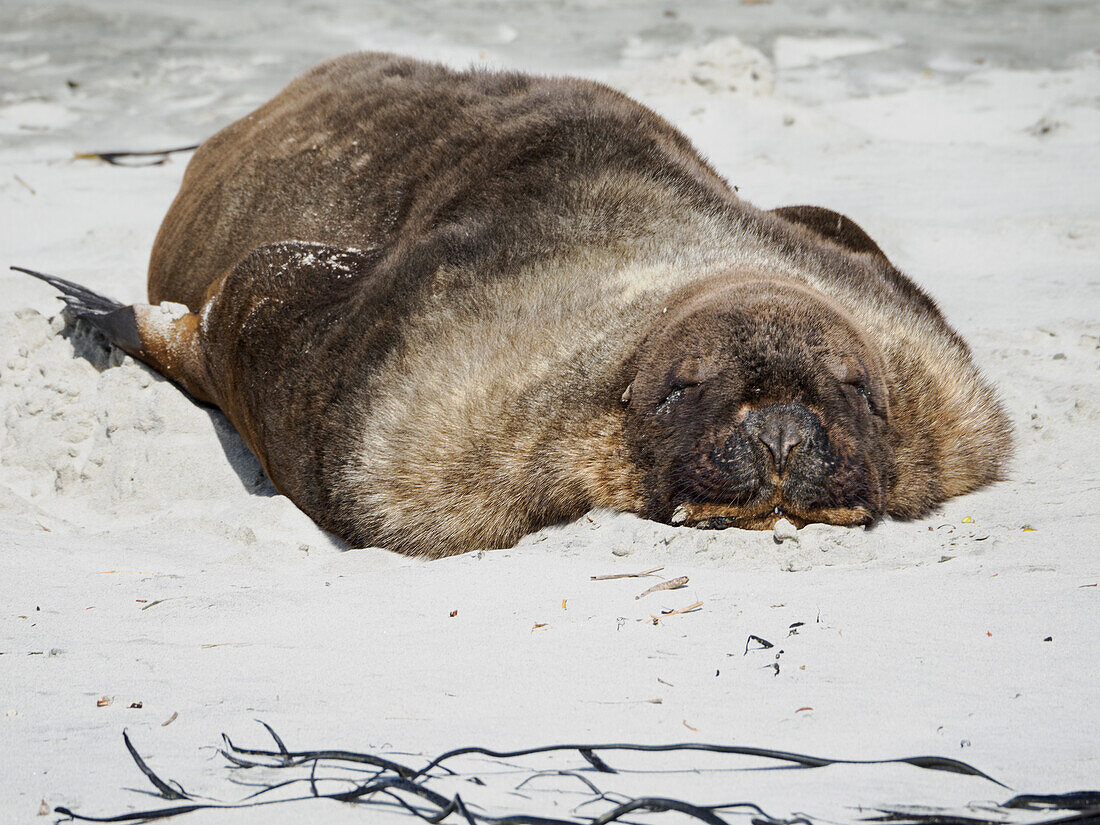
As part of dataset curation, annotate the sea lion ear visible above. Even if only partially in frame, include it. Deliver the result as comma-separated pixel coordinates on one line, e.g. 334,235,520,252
770,205,892,266
621,382,633,404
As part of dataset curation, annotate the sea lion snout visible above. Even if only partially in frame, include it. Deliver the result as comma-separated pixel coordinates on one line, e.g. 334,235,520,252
739,403,820,477
714,403,841,515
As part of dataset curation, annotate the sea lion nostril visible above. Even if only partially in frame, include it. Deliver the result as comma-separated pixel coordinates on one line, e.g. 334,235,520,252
761,422,803,475
743,404,814,476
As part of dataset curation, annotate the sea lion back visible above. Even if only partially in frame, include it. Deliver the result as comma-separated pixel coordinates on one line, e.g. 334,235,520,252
147,51,733,311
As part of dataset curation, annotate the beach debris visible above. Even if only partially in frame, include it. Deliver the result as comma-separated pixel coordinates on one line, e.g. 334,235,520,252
664,601,702,616
161,711,178,727
788,621,805,636
96,696,111,708
1026,116,1063,138
744,635,774,654
583,698,663,706
635,576,689,599
772,518,799,543
449,609,458,617
650,601,703,624
73,144,199,167
591,565,663,581
682,720,699,732
55,725,1028,824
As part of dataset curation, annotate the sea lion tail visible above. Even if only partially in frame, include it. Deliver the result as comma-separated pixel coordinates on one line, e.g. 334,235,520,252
11,265,214,404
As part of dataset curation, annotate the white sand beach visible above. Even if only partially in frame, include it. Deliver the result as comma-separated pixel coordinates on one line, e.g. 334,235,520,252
1,1,1097,822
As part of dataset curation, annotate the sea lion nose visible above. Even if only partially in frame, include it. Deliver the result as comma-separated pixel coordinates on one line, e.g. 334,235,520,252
743,404,810,476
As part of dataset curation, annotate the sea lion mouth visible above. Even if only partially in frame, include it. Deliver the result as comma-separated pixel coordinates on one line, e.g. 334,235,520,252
668,500,875,531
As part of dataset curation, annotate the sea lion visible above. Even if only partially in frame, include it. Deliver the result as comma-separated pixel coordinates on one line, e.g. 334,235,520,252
17,52,1012,557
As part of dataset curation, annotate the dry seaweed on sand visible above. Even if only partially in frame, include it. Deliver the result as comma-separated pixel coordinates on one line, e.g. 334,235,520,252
55,724,1100,825
72,144,199,167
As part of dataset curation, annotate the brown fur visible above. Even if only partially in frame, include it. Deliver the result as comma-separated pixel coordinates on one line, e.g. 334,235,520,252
122,52,1011,556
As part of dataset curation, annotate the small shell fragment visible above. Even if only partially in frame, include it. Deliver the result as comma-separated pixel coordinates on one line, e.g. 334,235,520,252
636,576,689,599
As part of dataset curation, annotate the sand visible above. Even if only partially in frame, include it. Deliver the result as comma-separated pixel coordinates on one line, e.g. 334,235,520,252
1,1,1097,822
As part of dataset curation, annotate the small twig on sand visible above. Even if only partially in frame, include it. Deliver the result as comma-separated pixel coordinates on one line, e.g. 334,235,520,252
590,565,663,581
650,601,703,624
13,174,35,194
582,698,663,705
636,576,689,600
662,601,702,617
140,598,182,611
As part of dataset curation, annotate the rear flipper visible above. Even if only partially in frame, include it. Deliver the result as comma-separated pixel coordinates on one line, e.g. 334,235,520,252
11,265,215,404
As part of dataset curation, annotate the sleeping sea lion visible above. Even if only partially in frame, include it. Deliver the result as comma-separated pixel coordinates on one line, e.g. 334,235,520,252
17,52,1012,557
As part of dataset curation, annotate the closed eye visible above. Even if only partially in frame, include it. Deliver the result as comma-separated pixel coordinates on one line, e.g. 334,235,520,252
843,381,876,416
656,387,685,414
656,381,699,414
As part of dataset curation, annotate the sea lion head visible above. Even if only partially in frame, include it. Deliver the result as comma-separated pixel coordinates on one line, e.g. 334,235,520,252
623,277,895,531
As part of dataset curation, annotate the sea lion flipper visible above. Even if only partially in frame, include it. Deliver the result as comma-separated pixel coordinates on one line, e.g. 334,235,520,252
770,205,947,323
11,265,215,404
770,205,890,262
12,266,123,315
12,265,148,357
